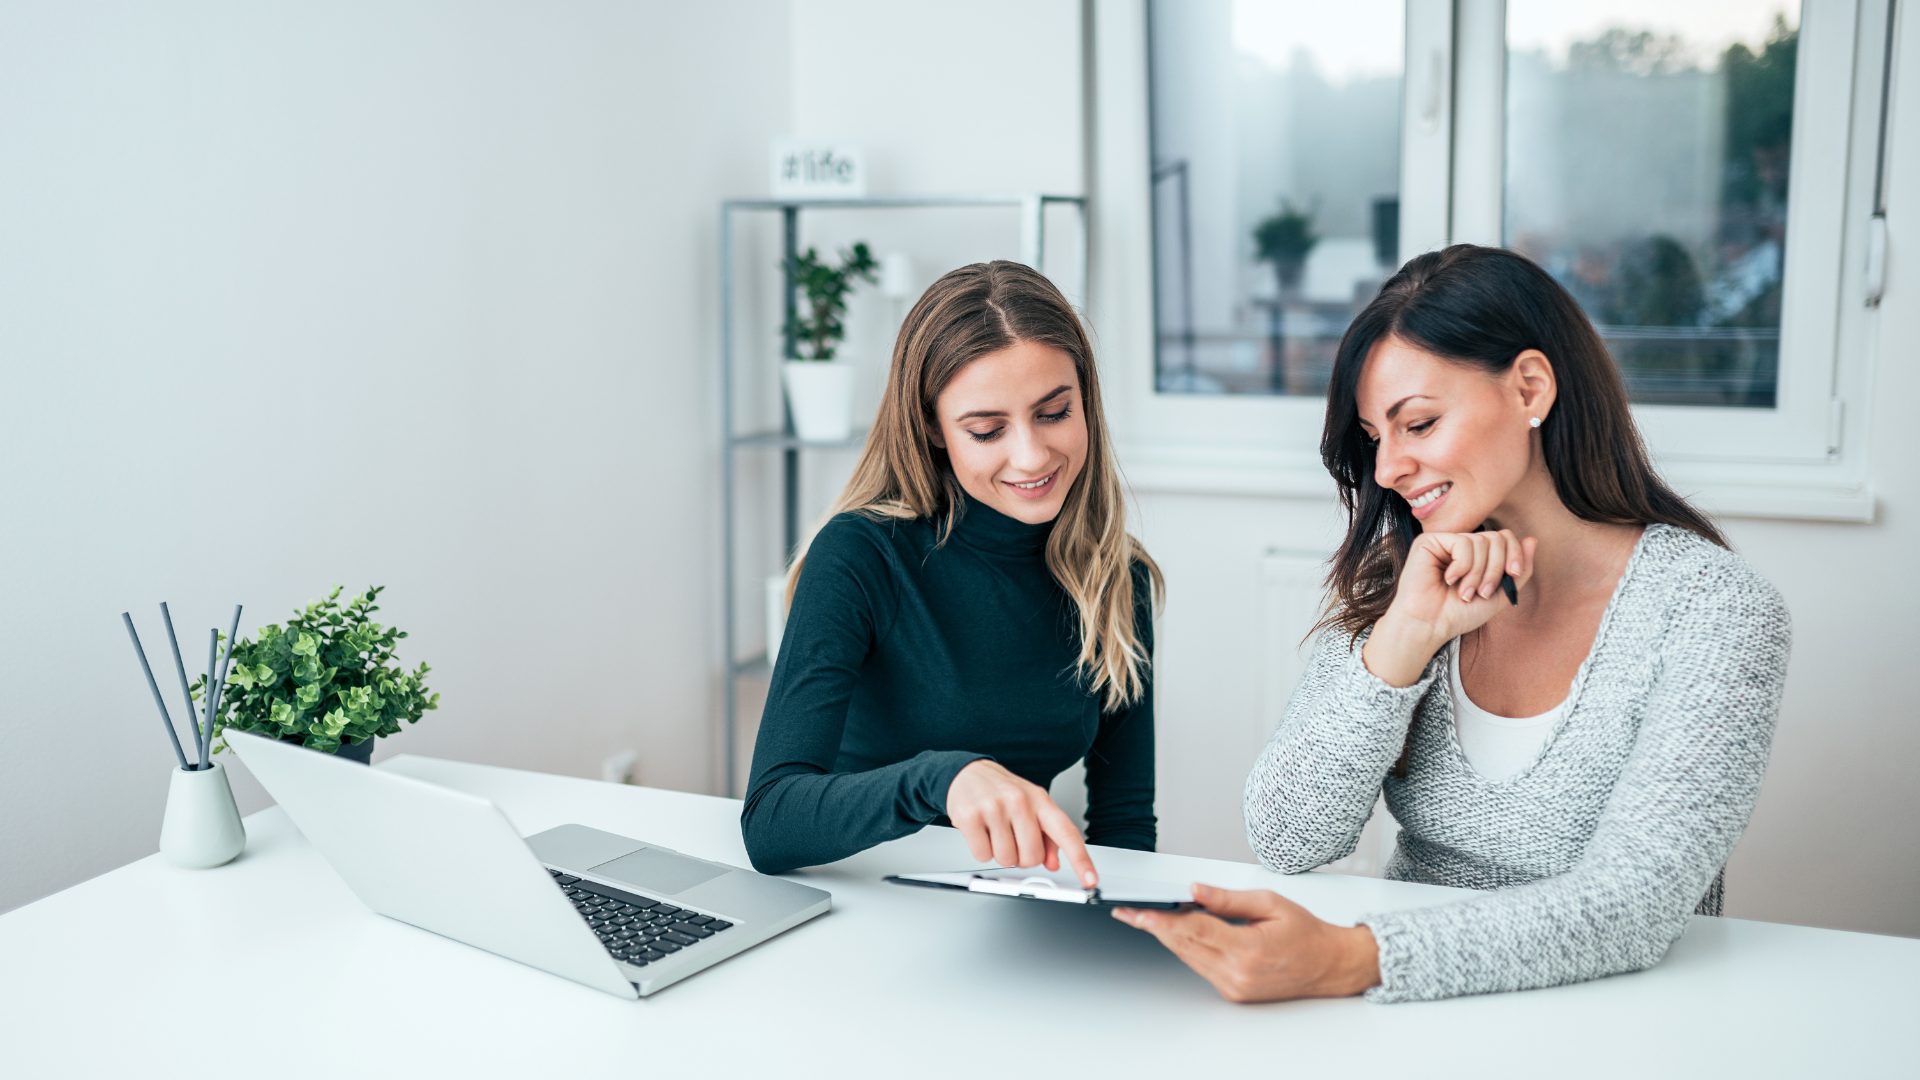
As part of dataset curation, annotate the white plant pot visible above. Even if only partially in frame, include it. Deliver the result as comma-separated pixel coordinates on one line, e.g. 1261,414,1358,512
782,360,854,443
159,761,246,869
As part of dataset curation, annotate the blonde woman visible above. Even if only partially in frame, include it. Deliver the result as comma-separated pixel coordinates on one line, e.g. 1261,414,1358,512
740,261,1162,885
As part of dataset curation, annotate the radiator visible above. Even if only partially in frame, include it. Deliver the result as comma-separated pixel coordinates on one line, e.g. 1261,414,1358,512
1261,548,1399,878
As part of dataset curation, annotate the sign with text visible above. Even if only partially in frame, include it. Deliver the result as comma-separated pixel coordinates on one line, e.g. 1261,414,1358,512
770,140,867,199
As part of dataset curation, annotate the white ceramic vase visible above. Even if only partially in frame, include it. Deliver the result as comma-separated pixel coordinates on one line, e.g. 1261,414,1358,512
781,360,854,442
159,761,246,869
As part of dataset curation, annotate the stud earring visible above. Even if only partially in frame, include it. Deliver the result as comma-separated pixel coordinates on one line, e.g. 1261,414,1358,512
1529,417,1542,429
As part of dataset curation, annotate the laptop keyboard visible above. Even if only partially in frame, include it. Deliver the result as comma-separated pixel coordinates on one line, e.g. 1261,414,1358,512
547,867,734,968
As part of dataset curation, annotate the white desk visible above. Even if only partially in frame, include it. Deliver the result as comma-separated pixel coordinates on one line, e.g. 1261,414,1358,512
3,755,1913,1078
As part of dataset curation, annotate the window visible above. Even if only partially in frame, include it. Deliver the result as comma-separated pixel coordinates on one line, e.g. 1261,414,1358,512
1148,0,1404,398
1093,0,1887,518
1504,5,1799,410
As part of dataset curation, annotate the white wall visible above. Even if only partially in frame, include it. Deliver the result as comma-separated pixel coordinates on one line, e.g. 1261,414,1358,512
1717,0,1920,932
790,0,1085,198
785,0,1086,381
0,0,790,914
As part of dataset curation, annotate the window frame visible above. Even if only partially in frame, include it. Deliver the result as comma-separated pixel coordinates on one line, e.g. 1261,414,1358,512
1089,0,1885,521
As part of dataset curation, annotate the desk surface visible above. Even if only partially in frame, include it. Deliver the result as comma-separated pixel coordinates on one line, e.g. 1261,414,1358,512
3,755,1914,1078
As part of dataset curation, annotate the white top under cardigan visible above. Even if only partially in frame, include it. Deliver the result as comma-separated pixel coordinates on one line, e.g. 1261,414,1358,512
1244,524,1791,1003
1447,638,1565,782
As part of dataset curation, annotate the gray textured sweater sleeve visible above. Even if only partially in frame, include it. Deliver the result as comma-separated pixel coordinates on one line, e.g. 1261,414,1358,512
1357,561,1791,1003
1243,629,1443,873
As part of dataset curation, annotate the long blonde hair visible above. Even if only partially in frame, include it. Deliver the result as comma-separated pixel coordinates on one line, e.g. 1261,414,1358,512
787,261,1161,712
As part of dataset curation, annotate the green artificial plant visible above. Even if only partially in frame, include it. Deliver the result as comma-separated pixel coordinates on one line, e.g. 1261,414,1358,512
201,585,439,755
1252,200,1320,292
783,241,880,361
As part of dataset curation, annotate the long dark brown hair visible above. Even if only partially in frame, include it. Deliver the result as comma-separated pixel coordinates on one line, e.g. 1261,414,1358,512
1318,244,1725,641
789,260,1163,712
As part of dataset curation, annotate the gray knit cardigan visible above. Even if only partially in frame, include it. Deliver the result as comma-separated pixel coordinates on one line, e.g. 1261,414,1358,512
1244,524,1791,1003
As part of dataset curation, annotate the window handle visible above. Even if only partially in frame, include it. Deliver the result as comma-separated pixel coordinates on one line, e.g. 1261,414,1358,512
1419,49,1446,132
1864,213,1887,308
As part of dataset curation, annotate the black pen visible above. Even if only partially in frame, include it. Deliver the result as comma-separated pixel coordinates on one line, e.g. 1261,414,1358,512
1499,573,1519,605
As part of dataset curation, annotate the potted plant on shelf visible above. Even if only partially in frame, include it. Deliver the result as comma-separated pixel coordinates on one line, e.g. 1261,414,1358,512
782,241,879,442
1252,199,1319,296
201,585,439,765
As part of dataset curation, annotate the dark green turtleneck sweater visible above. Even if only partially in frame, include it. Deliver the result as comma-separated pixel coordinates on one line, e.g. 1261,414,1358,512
740,492,1156,874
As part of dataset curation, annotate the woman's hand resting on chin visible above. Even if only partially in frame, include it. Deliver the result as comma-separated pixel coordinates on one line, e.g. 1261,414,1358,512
1363,529,1537,687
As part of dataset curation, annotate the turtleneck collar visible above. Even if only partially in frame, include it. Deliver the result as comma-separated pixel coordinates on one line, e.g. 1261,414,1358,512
951,488,1053,558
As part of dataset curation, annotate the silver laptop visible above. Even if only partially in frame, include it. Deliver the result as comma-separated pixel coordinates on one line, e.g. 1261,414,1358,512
225,729,830,998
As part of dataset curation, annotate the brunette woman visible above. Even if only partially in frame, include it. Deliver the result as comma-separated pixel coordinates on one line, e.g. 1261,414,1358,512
1118,245,1789,1004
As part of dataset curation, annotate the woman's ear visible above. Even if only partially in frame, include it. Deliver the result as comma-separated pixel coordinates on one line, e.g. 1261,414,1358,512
1513,349,1557,422
926,421,946,450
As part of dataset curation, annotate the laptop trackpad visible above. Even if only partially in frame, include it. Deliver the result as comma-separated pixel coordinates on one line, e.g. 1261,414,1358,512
591,847,727,895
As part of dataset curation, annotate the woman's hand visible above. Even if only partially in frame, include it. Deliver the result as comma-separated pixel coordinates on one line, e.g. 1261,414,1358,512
1114,884,1380,1003
1363,529,1537,687
946,759,1099,888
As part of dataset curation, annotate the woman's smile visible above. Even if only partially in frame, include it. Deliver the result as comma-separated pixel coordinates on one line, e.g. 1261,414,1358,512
1002,469,1059,500
1407,481,1452,519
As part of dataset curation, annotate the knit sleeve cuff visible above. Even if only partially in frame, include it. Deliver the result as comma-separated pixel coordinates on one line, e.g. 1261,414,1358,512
1329,631,1444,734
1356,910,1424,1004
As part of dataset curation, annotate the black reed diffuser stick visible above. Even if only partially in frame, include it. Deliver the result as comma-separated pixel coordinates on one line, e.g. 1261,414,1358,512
203,605,243,767
200,630,218,769
159,603,201,763
122,613,191,771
